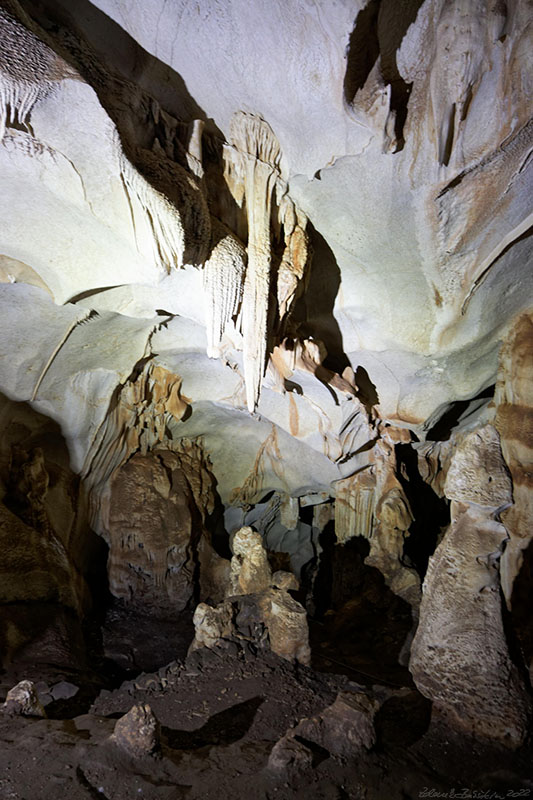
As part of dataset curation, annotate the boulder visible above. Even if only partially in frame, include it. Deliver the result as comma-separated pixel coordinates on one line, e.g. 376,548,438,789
2,680,46,718
111,703,160,758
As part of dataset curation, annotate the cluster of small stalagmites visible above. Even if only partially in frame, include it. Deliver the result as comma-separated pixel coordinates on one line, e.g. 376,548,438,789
190,526,310,665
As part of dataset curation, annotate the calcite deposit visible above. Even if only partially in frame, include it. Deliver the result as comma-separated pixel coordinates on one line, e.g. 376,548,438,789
0,0,532,795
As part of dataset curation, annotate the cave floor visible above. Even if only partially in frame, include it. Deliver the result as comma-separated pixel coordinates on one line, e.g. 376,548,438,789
0,643,532,800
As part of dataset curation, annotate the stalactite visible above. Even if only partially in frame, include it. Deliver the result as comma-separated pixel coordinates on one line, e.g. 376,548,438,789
119,148,188,274
228,112,281,412
276,193,310,323
203,218,246,358
0,5,75,140
82,360,191,534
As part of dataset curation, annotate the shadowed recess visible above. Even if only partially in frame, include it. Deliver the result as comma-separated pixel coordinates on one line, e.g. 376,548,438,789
162,696,264,750
344,0,425,149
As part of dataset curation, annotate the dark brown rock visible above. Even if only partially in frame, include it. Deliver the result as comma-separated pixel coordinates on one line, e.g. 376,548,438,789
111,703,160,758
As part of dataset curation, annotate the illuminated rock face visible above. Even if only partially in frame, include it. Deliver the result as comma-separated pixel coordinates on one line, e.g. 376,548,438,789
410,427,531,747
0,0,532,747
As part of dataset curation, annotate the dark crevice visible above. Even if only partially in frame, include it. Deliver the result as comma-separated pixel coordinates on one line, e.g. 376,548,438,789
499,582,532,695
289,222,350,375
441,103,456,167
425,384,495,442
343,0,381,105
395,443,450,578
376,0,423,151
460,83,474,122
375,691,432,747
510,537,533,684
344,0,424,151
306,533,414,687
66,285,125,304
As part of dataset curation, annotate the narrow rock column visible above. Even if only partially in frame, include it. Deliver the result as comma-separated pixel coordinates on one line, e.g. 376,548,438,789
495,313,533,604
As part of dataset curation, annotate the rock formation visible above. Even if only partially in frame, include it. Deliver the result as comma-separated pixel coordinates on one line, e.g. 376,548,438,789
410,425,531,747
0,0,532,792
104,440,228,615
2,680,46,718
110,703,161,758
190,526,311,665
268,689,378,778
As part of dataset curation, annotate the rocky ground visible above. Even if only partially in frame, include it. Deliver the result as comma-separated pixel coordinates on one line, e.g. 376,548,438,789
1,637,532,800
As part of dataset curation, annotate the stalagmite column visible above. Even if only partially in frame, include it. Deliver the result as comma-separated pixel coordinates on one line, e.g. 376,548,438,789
409,425,531,747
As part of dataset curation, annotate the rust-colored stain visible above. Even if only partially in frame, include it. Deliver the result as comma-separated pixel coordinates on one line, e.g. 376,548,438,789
289,392,299,437
433,285,443,307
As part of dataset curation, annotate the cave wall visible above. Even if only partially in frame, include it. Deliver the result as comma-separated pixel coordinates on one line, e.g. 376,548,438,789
0,0,532,748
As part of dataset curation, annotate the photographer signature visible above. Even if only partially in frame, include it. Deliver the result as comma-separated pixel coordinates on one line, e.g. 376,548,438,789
419,789,531,799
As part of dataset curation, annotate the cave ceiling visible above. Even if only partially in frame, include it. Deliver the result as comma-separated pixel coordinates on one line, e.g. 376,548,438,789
0,0,531,508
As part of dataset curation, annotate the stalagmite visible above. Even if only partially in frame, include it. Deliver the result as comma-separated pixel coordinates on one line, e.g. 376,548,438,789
335,434,420,608
0,0,532,792
410,425,532,747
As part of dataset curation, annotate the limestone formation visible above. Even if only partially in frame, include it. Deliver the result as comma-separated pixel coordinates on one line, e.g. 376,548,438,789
335,437,420,608
410,426,531,748
190,587,311,665
189,601,235,653
203,218,246,359
104,442,228,615
2,680,46,718
111,703,160,758
271,571,299,592
258,588,311,666
190,526,310,664
495,313,533,605
0,403,92,674
443,424,512,509
268,690,377,776
228,526,272,596
266,734,313,780
0,0,531,768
